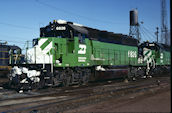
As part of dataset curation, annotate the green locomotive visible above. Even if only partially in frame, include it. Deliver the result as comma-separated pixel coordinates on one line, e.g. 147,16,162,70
10,20,170,90
139,41,170,75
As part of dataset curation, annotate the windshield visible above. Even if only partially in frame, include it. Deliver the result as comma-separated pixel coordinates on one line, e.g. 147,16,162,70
33,38,38,46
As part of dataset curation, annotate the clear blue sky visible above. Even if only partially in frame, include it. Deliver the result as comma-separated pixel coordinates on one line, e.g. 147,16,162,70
0,0,170,49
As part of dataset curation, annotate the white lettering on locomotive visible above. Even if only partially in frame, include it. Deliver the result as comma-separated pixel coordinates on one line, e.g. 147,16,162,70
128,50,137,58
78,57,87,62
56,26,66,30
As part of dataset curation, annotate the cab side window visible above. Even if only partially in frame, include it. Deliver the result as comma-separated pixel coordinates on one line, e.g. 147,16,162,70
78,33,87,44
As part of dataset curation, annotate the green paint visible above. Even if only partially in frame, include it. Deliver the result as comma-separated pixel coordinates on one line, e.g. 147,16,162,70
37,37,170,67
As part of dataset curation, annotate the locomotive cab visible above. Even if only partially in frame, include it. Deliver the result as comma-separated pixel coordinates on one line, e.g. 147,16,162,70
0,43,22,77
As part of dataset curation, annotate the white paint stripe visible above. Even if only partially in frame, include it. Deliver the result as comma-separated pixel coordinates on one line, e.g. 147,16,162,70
143,51,148,55
143,48,151,55
144,50,152,61
147,58,152,63
42,42,52,54
147,51,152,57
144,56,148,61
144,53,149,61
38,38,48,47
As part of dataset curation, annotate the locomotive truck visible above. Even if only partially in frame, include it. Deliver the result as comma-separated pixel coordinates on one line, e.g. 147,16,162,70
9,20,170,90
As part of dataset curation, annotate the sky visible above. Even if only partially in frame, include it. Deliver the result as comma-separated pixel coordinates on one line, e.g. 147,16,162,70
0,0,170,50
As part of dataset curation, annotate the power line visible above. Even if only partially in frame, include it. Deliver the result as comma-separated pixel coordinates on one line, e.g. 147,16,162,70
144,24,158,33
0,34,32,41
0,39,26,44
139,23,157,41
140,27,149,40
0,38,32,49
22,42,27,50
140,27,155,41
140,28,148,41
0,22,35,30
0,39,32,53
35,0,127,25
141,25,156,39
142,28,155,41
140,30,150,41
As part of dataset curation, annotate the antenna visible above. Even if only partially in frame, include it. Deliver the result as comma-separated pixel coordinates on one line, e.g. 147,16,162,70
161,0,168,45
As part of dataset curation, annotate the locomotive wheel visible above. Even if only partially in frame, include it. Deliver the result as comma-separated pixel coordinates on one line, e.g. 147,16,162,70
38,77,45,89
62,69,72,87
127,67,137,81
82,75,88,85
82,69,90,85
62,76,71,86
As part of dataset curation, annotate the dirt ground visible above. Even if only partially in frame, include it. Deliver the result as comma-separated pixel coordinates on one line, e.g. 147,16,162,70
65,88,171,112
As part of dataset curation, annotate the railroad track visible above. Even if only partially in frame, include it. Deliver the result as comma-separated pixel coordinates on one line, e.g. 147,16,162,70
0,77,9,87
0,76,170,113
0,76,164,101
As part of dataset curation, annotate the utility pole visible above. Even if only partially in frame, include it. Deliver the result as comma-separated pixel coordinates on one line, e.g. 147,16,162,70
155,27,159,43
26,41,29,63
